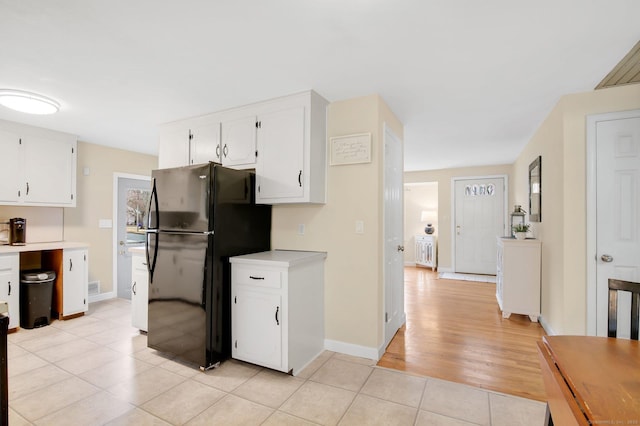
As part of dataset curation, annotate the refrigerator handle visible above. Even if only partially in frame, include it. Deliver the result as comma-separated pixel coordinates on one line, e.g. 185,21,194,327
147,178,159,230
146,231,158,283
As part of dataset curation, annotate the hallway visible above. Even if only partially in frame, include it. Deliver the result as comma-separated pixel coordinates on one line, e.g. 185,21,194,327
378,267,547,402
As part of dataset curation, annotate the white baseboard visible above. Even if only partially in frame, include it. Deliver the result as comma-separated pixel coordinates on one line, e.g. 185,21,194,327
89,291,115,303
436,266,454,273
324,339,378,361
404,261,417,266
538,315,556,336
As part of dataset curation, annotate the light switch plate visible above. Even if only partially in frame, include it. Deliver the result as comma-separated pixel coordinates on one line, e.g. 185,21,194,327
355,220,364,234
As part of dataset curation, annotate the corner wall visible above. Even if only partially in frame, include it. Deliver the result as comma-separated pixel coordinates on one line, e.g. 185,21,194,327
512,83,640,335
63,141,157,295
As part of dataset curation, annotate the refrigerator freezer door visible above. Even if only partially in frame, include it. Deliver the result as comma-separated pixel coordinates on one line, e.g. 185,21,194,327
149,163,211,232
147,231,211,367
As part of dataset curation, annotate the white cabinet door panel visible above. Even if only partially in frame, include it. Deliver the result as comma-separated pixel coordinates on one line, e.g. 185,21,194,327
24,136,75,205
233,286,282,370
221,116,257,167
0,254,20,329
0,130,21,203
62,249,88,316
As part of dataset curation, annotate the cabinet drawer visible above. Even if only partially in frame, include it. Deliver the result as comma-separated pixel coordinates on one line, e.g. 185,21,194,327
233,266,281,289
131,254,147,271
0,254,18,271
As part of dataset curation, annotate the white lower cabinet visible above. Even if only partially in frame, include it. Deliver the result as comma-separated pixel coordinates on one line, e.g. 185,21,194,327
230,250,326,375
496,237,541,322
130,251,148,331
60,248,88,317
0,254,20,329
415,235,437,270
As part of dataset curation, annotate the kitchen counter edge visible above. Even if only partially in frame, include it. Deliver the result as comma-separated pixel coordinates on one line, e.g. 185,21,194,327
0,241,89,254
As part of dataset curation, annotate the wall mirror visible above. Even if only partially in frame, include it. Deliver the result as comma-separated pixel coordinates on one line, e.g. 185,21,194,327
529,156,541,222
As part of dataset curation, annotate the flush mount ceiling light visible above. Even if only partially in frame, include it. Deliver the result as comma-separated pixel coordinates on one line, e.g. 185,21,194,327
0,89,60,114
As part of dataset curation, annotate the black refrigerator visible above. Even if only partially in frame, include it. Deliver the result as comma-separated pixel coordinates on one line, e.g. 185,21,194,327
145,163,271,370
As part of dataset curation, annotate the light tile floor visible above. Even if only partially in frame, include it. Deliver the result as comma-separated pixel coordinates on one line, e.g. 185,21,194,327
7,298,545,425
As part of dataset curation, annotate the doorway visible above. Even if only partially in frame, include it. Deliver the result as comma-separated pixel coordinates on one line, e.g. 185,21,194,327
587,109,640,337
113,174,151,300
452,176,507,275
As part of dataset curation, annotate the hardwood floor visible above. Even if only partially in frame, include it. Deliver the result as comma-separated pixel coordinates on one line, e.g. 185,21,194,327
378,267,547,402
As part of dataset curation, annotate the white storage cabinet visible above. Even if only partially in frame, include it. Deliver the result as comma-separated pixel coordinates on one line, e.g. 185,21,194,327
415,235,437,271
59,248,88,317
130,250,149,331
496,237,541,322
0,254,20,329
230,250,326,375
0,119,77,207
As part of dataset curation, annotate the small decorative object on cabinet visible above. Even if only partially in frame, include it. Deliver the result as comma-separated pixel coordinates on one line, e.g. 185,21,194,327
415,235,437,271
512,223,530,240
129,247,148,332
509,205,526,237
496,237,541,322
230,250,326,375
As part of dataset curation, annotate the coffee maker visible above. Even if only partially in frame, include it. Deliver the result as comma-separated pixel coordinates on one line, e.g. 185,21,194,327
9,218,26,246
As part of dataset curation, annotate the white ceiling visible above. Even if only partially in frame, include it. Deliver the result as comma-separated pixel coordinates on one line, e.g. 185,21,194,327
1,1,638,171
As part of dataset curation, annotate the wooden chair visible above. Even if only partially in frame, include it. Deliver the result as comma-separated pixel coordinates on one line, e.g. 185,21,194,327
608,278,640,340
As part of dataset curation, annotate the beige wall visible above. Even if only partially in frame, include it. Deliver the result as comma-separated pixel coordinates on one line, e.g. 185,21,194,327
512,83,640,335
404,164,513,271
272,94,403,355
63,141,157,294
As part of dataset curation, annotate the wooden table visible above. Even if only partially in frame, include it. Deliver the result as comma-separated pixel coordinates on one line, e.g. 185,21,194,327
537,335,640,426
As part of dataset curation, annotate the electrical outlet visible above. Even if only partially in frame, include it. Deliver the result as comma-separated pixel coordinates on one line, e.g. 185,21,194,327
355,220,364,234
298,224,305,235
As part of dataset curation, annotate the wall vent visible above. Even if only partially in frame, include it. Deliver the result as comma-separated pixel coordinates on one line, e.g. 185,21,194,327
88,280,100,296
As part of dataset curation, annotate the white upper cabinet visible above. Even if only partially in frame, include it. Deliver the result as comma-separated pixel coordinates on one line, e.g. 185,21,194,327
190,120,221,165
0,129,21,203
157,90,328,203
158,115,221,169
23,135,76,206
255,91,328,204
220,115,257,168
0,119,77,207
158,126,190,169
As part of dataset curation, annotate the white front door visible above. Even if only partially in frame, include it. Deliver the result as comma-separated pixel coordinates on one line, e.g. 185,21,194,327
115,175,151,299
454,177,506,274
589,110,640,337
383,124,405,349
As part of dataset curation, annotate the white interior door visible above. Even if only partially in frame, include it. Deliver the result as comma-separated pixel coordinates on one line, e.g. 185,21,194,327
115,175,151,299
454,177,506,274
383,124,405,349
592,112,640,337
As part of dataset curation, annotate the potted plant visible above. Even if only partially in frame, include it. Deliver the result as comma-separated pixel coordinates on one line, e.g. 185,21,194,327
512,223,530,240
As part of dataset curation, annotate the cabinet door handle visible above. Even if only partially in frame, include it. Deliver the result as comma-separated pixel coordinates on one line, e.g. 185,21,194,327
216,144,221,158
223,144,228,158
249,276,265,280
7,282,10,296
275,306,279,325
69,258,73,271
132,281,137,295
26,182,30,195
298,170,302,187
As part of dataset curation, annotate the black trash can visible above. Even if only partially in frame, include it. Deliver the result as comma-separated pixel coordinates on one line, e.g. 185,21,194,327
20,270,56,329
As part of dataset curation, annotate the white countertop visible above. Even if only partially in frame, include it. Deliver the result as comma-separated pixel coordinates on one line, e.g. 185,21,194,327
230,250,327,267
0,241,89,254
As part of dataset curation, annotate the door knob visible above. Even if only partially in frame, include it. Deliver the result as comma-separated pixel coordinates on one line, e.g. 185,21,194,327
119,240,125,246
397,245,405,252
601,254,614,263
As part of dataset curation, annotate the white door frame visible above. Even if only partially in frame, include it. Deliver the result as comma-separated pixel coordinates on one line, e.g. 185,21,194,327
450,175,509,273
112,173,151,300
586,109,640,335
